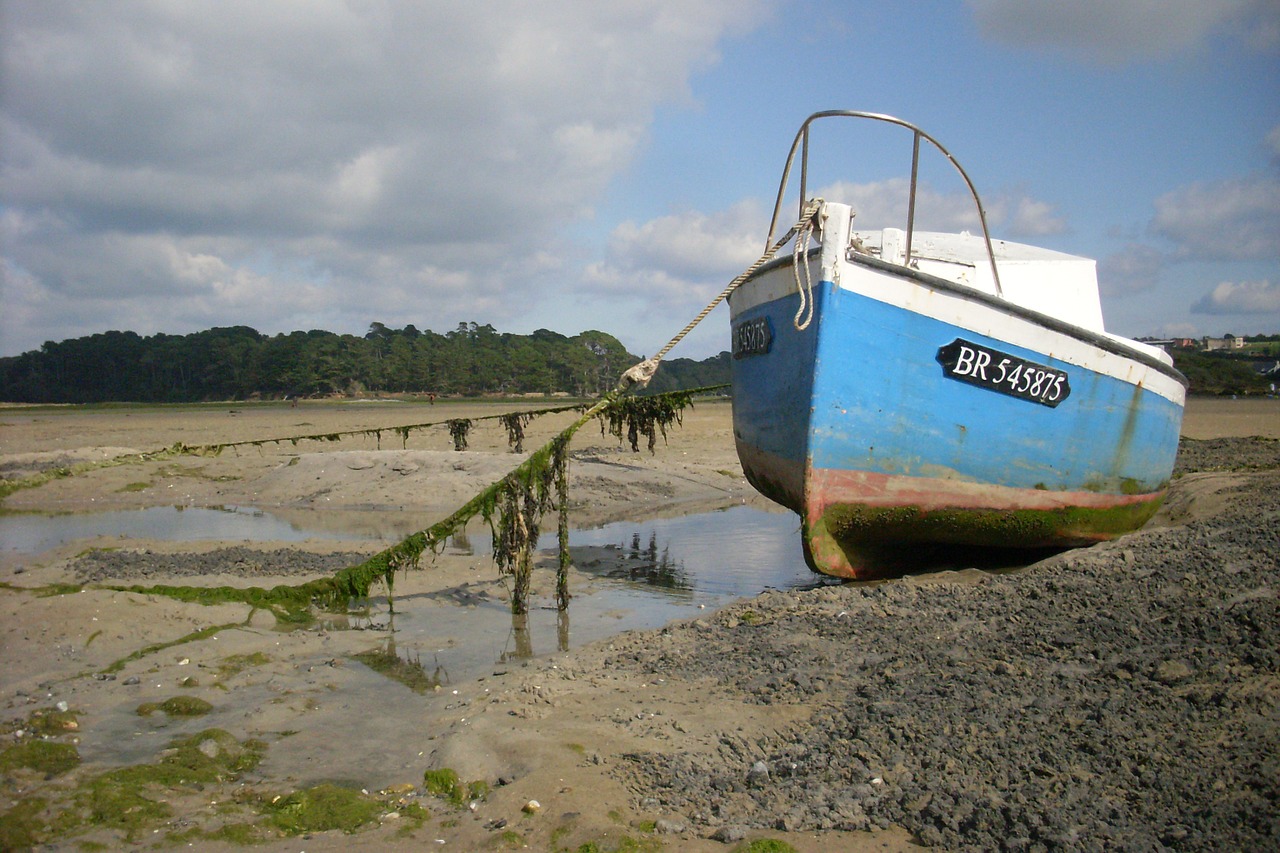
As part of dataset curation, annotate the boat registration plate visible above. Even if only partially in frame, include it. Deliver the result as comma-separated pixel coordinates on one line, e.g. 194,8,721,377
733,317,773,358
936,338,1071,408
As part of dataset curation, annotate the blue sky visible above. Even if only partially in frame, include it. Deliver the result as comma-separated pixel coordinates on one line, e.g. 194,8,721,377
2,0,1278,360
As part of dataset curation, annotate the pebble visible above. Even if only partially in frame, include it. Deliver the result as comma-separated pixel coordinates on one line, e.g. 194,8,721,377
710,825,746,843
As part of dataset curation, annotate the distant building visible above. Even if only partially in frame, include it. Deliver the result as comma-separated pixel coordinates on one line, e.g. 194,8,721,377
1202,334,1244,351
1141,337,1197,352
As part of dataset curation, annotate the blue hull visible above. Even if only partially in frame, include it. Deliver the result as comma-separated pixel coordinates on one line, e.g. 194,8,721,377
730,263,1185,578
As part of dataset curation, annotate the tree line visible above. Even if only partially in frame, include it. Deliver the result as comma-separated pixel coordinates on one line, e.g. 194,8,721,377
2,321,1271,404
0,322,731,404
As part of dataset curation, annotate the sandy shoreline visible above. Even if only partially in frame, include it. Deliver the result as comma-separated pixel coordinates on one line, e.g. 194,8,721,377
1,396,1277,850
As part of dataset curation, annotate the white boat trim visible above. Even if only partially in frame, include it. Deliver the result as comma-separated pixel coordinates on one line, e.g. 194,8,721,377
729,244,1186,405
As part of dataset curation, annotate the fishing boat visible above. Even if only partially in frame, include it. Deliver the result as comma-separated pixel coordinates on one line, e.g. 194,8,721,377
728,111,1187,579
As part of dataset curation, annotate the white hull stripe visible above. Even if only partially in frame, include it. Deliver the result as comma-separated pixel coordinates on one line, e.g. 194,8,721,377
729,251,1187,405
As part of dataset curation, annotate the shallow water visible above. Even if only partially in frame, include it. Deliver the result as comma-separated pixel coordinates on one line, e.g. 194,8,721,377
0,504,382,555
379,506,834,684
3,502,832,688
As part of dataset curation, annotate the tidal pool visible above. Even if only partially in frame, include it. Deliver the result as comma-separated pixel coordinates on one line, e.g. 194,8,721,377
3,502,833,686
378,505,835,684
0,504,383,556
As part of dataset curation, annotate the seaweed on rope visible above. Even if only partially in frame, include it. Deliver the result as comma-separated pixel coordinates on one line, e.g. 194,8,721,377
84,385,725,619
4,384,727,622
499,412,534,453
600,390,695,453
447,418,473,451
0,400,592,501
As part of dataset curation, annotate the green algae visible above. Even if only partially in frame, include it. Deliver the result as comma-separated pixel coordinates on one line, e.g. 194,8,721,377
12,387,707,633
35,582,85,598
501,411,534,452
217,651,270,678
568,834,663,853
101,621,243,674
353,638,443,693
495,828,528,848
422,767,489,808
422,767,462,799
16,707,80,737
820,495,1165,550
0,724,431,848
0,400,588,502
735,841,799,853
599,391,693,453
51,729,264,843
261,783,384,835
394,801,432,835
0,796,50,851
0,740,81,776
167,821,262,846
808,492,1168,578
136,696,213,717
448,418,473,450
100,580,319,624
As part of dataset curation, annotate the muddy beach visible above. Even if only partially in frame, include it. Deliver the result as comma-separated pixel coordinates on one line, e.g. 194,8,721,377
1,396,1277,851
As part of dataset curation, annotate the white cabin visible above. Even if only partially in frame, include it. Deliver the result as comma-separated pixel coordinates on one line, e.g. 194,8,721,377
849,227,1172,366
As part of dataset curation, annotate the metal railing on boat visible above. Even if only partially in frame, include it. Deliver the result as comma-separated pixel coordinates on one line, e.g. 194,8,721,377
765,110,1005,297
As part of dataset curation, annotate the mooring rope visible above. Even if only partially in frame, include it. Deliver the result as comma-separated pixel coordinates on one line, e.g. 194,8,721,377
792,210,819,331
620,198,825,389
13,201,829,621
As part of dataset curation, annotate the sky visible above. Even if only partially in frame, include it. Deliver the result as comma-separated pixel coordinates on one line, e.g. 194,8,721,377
2,0,1278,361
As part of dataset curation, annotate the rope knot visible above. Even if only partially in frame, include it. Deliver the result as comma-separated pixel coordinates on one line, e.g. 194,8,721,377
609,197,826,395
620,358,659,389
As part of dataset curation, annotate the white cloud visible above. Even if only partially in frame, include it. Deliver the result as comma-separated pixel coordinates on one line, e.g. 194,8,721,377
1005,197,1068,238
0,0,769,354
1151,174,1280,261
1155,322,1199,339
815,178,1065,239
600,200,765,285
819,178,977,232
1098,243,1165,296
968,0,1280,63
570,200,776,358
1191,279,1280,315
577,178,1071,334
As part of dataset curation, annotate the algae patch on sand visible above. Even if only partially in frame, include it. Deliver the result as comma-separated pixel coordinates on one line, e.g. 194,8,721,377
260,783,385,835
0,740,81,776
136,695,214,717
353,639,444,693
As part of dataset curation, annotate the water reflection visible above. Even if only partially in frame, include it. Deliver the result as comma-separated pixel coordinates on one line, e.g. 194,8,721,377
501,614,535,662
448,528,474,555
368,506,824,685
558,506,822,598
497,609,571,665
0,505,385,556
351,634,448,693
8,501,830,687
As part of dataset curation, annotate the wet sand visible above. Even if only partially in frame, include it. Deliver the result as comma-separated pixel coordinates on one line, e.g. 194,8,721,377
0,395,1277,850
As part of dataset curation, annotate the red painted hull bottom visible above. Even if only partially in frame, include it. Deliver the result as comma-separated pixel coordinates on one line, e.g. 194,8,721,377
739,444,1166,580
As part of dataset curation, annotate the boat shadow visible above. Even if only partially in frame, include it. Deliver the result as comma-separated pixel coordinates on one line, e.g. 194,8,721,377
829,543,1072,584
